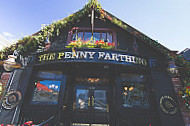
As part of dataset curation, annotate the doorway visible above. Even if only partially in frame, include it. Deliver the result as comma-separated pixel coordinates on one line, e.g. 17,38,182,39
72,77,110,125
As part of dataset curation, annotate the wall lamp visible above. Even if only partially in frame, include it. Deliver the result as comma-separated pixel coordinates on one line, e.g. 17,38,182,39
0,55,21,72
167,61,178,77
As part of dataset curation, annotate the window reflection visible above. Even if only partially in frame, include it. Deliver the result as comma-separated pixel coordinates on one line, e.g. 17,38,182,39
31,71,62,104
72,31,112,43
75,89,89,109
102,32,112,42
121,74,149,108
93,32,101,41
84,32,93,41
94,90,107,111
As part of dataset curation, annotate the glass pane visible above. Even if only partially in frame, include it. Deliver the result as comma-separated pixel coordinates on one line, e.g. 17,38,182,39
75,78,108,85
32,80,61,104
37,71,62,80
121,74,149,108
102,32,112,43
93,32,101,41
72,32,83,41
78,32,83,40
72,32,77,41
84,32,92,41
107,32,112,43
121,74,146,83
94,90,107,111
75,89,89,109
102,32,106,42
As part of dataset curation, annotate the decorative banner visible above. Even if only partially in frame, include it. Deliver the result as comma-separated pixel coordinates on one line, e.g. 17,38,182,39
2,90,22,109
160,95,177,115
36,49,148,67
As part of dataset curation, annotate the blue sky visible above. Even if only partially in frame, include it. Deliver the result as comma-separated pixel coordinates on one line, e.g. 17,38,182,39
0,0,189,52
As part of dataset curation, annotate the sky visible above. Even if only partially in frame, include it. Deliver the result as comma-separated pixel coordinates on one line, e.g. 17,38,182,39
0,0,189,52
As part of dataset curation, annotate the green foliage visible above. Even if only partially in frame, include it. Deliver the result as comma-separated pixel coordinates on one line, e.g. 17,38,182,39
66,37,116,49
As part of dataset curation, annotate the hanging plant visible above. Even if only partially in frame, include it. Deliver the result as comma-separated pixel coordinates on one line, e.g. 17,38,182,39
66,37,115,49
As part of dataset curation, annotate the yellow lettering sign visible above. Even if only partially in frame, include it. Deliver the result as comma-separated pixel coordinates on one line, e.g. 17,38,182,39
57,53,65,59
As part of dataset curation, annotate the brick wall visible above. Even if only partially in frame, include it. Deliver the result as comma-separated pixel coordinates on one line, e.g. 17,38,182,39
0,72,11,100
172,78,190,126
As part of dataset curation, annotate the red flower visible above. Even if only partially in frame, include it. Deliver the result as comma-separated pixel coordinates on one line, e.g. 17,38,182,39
99,40,104,42
24,121,33,125
108,43,112,46
95,41,99,44
187,86,190,89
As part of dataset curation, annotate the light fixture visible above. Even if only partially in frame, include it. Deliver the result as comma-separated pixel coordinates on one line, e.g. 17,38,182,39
129,87,134,91
124,87,128,91
167,61,178,77
0,82,3,95
0,55,21,71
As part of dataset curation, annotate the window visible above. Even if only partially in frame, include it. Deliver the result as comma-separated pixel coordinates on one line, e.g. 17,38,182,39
31,71,63,104
68,27,116,44
121,74,149,108
72,31,112,43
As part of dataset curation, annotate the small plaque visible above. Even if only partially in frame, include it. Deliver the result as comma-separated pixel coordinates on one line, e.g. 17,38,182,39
160,95,177,115
2,90,22,109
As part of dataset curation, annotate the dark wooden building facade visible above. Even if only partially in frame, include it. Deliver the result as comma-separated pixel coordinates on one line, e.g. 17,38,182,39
0,1,185,126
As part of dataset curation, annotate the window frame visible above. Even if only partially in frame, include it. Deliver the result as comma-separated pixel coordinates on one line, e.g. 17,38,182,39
120,74,150,109
67,27,117,46
30,70,66,105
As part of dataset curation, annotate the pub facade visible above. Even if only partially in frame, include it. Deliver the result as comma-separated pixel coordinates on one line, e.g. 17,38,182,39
0,1,185,126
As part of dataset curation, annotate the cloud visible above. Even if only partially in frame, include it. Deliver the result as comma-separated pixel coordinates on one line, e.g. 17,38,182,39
0,32,19,44
0,34,11,50
2,32,14,37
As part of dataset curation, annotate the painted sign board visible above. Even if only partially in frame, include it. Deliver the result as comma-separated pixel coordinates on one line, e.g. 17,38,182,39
35,49,148,67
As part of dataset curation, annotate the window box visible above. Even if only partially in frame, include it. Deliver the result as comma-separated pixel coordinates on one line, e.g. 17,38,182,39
66,27,117,49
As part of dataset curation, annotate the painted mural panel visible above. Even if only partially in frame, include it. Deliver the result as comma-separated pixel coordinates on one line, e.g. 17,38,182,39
31,71,62,104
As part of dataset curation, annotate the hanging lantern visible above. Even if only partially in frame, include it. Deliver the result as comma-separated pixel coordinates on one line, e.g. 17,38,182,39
0,55,21,71
167,61,178,77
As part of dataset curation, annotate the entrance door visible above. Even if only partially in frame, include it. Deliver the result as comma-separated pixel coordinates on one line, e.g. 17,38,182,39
72,78,109,125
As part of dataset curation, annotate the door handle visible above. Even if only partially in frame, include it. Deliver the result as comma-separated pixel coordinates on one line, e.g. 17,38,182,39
88,97,91,106
106,105,109,112
92,96,94,106
73,102,75,110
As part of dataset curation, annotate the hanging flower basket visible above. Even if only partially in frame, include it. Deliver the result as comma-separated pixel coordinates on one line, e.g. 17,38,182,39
178,83,190,109
65,38,116,49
